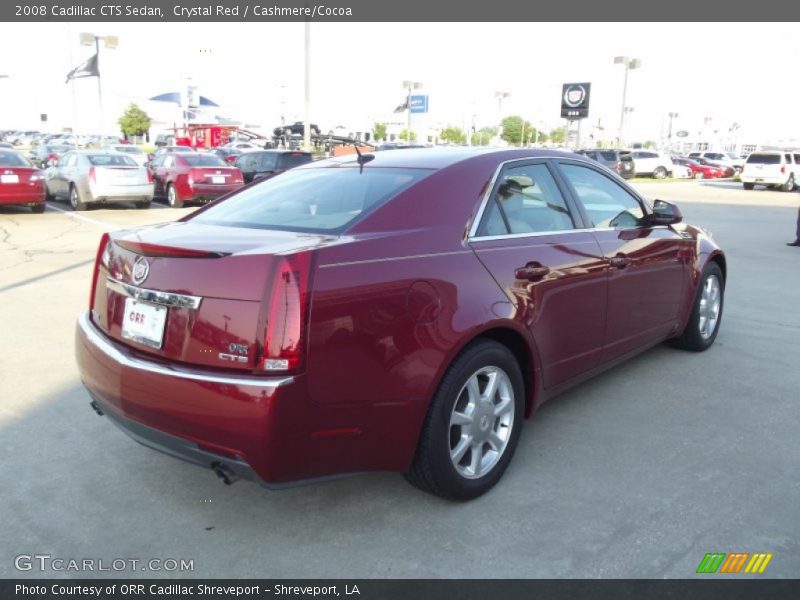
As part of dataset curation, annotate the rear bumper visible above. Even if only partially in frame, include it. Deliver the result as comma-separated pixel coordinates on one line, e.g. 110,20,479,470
185,183,242,202
741,174,785,184
75,311,419,487
0,189,45,205
89,183,155,202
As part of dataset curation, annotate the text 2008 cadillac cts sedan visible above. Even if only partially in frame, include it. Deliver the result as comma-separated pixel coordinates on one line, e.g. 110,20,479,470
75,148,726,500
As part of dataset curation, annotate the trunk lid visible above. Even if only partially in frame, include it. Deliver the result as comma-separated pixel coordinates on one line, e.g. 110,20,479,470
91,222,331,371
190,166,243,185
93,165,150,187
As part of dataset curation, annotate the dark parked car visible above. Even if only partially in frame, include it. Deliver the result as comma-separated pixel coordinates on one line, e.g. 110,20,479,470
148,152,244,208
274,122,321,137
234,150,313,183
31,144,74,168
576,149,635,179
76,148,726,500
0,149,45,213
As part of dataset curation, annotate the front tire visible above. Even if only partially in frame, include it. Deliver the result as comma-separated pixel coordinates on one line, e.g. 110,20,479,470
405,340,525,500
653,166,668,179
167,183,183,208
30,203,45,214
694,171,704,180
671,262,724,352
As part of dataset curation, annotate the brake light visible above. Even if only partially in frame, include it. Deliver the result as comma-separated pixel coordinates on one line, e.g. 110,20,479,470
259,252,313,373
781,164,786,174
146,169,153,183
88,166,96,184
48,153,57,162
233,169,244,184
89,233,110,311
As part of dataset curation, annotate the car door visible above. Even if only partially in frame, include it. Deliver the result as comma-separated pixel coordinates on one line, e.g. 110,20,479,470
49,153,75,198
555,160,689,362
469,160,608,389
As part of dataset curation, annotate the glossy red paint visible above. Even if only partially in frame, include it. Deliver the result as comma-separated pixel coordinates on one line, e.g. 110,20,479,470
148,152,244,204
0,160,45,207
76,148,726,488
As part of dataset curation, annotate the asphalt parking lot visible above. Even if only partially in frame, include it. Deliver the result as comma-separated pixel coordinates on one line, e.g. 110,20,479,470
1,181,799,579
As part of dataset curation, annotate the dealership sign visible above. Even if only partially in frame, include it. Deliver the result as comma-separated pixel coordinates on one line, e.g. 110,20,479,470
561,82,591,119
409,95,429,114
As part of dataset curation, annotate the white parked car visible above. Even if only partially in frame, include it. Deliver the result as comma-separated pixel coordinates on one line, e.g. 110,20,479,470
223,141,262,151
103,145,148,166
629,150,674,179
740,151,800,191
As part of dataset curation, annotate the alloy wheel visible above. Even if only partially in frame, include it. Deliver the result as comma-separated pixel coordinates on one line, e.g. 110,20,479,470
698,274,721,340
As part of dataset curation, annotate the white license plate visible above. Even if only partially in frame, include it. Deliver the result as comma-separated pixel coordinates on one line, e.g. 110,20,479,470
755,178,764,183
1,174,19,184
211,175,226,184
121,298,167,349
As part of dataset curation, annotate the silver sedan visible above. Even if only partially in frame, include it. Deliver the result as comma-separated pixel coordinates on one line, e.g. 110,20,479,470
45,151,155,211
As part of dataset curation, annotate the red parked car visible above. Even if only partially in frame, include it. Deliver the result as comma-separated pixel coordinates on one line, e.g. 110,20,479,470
672,157,723,179
148,152,244,208
76,149,726,499
693,157,735,178
0,149,46,213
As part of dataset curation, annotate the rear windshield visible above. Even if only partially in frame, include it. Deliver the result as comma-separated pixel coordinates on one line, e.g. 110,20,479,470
598,151,618,161
277,153,313,169
746,154,781,165
87,154,137,166
181,154,227,167
192,167,431,234
0,151,30,167
113,146,143,155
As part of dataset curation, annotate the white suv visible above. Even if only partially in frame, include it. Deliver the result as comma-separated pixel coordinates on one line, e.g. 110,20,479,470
741,151,800,191
628,150,674,179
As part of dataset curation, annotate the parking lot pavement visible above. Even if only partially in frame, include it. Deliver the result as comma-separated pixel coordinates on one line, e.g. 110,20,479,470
1,186,799,579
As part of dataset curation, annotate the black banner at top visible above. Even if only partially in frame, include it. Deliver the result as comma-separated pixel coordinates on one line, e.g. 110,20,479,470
3,0,800,21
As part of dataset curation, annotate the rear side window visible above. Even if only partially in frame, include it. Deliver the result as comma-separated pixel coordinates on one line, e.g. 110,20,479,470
477,164,575,236
192,167,431,233
746,154,781,165
785,154,792,163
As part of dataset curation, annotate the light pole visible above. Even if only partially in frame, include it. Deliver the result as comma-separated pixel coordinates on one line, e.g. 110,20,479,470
80,32,118,135
495,91,510,143
614,56,641,147
402,80,422,144
667,111,679,149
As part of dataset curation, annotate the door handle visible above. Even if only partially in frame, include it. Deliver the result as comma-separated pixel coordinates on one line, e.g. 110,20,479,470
609,255,632,269
515,264,550,281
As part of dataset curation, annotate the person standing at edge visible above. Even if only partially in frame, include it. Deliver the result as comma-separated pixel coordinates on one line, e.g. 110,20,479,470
788,206,800,247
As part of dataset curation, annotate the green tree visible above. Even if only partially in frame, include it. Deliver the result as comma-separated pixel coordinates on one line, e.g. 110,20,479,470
500,116,534,146
117,103,151,138
439,125,467,145
373,122,387,142
549,126,566,145
399,129,417,142
471,126,496,146
643,140,657,149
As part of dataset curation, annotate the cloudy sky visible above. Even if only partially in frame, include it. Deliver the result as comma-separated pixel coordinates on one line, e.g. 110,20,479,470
0,22,795,143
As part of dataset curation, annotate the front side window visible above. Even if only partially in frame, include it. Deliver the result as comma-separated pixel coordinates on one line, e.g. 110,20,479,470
192,167,431,234
559,163,645,229
477,163,575,236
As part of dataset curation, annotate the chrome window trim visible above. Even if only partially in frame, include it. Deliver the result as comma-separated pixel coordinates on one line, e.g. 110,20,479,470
467,155,592,240
77,311,293,389
470,227,614,243
106,277,202,310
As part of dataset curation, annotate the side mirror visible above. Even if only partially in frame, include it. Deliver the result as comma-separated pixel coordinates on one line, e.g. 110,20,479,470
651,199,682,226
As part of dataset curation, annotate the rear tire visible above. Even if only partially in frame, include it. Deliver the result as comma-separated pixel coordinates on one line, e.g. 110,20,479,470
167,183,183,208
743,182,754,190
653,166,668,179
694,171,704,179
405,340,525,500
30,203,45,214
781,175,795,192
670,262,724,352
69,184,88,211
135,200,151,209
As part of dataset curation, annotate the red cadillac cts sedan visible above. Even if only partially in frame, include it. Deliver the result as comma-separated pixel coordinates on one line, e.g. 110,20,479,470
0,149,46,212
148,152,244,208
75,148,726,499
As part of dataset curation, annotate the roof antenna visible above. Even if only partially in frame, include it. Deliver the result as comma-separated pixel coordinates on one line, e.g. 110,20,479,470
352,140,374,173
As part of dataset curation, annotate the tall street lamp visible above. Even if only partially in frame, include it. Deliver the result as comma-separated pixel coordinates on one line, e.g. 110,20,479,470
614,56,641,146
403,80,422,143
80,32,118,134
667,111,679,149
495,91,510,142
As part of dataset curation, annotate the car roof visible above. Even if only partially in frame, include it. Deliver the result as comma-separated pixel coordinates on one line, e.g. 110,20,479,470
301,147,584,171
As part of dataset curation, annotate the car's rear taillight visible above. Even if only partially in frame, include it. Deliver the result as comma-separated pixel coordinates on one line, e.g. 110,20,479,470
88,166,96,184
89,233,110,311
146,169,153,183
259,252,313,373
233,168,244,184
781,164,786,174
